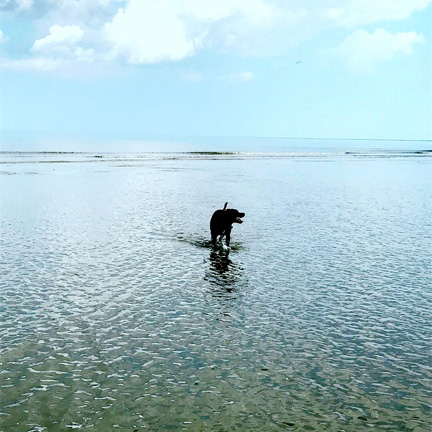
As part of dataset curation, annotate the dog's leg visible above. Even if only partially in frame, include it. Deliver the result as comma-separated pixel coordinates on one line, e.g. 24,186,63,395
218,229,225,243
225,229,231,247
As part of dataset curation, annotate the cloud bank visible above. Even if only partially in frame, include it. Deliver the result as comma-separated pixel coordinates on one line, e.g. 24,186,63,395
325,0,432,26
0,0,430,70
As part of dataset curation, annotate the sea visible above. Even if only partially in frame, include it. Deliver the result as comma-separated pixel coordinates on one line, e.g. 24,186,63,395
1,136,431,431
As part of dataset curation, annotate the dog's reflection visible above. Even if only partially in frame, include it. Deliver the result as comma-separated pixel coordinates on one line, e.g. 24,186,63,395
205,249,244,294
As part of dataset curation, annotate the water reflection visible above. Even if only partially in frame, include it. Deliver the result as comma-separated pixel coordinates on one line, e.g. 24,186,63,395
205,249,244,292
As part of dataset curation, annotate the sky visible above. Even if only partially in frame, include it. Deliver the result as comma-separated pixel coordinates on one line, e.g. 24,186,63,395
0,0,431,142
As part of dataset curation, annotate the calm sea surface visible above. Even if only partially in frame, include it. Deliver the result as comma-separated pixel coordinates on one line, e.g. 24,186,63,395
1,138,431,431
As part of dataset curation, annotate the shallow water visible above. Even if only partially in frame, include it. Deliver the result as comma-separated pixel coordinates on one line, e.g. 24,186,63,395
1,147,431,431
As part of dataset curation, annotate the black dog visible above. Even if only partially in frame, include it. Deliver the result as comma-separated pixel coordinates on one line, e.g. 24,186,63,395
210,202,245,247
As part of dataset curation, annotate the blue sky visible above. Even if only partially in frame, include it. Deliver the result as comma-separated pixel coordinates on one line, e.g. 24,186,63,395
0,0,431,141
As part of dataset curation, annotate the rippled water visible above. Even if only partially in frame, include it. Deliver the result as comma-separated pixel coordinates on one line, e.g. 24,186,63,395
1,149,431,431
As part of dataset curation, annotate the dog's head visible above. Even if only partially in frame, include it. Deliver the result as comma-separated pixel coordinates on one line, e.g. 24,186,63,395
225,208,245,224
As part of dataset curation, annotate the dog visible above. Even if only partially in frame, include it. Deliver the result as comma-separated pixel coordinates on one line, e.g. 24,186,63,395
210,202,245,247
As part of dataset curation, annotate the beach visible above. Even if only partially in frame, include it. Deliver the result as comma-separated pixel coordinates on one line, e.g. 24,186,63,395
1,141,431,431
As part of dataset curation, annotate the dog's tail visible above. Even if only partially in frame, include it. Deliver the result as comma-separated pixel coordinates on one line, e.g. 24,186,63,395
223,202,228,211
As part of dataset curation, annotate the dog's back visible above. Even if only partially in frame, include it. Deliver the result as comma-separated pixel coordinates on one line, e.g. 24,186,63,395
210,209,225,234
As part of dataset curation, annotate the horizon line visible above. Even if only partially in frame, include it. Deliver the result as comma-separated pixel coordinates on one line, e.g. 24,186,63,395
0,130,431,143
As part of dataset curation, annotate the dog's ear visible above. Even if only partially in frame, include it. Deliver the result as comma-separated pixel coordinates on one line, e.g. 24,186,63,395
223,202,228,211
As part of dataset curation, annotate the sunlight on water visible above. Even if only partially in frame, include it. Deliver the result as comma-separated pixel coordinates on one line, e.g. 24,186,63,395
1,148,431,431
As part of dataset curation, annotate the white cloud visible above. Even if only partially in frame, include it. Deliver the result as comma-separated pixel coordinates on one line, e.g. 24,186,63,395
44,0,123,21
16,0,34,10
47,0,116,11
0,0,34,11
325,0,432,27
181,71,203,82
231,71,253,82
219,71,254,82
72,47,95,62
0,57,60,70
32,25,84,52
31,24,94,62
182,0,275,24
103,0,291,63
104,1,197,63
334,29,424,73
0,0,121,16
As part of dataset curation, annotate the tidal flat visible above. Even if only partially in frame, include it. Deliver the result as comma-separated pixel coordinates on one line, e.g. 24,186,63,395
1,146,431,431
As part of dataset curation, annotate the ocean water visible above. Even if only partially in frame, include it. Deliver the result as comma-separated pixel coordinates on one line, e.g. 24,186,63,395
0,138,431,431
